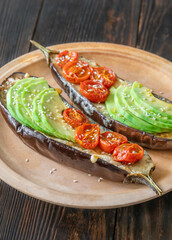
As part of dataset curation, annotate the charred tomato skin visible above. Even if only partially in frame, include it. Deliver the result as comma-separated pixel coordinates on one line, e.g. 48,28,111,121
99,131,128,153
63,108,88,128
90,67,116,88
113,143,144,164
80,80,109,103
75,123,100,149
56,50,78,68
63,60,92,83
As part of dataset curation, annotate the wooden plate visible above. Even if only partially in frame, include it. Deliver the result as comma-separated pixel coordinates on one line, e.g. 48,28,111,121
0,42,172,209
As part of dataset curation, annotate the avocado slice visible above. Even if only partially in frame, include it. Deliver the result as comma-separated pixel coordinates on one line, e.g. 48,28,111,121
32,88,55,134
115,85,164,133
131,82,172,120
15,78,46,129
21,79,49,132
6,78,35,125
105,87,138,128
122,86,170,131
32,89,75,141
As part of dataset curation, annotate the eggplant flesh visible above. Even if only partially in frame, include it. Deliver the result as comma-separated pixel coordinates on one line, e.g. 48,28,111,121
30,40,172,150
0,72,162,195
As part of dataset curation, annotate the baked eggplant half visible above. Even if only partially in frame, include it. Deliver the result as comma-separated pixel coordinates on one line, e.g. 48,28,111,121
0,72,162,195
30,41,172,150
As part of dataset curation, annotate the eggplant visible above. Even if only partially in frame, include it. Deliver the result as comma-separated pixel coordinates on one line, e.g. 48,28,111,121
0,72,163,195
30,40,172,150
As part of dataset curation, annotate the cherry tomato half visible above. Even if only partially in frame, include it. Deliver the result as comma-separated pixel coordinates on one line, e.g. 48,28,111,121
90,67,116,88
113,143,144,165
99,131,128,153
75,124,100,149
63,60,92,83
80,80,109,103
63,108,88,128
56,50,78,68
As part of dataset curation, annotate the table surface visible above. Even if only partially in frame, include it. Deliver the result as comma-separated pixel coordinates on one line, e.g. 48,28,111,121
0,0,172,239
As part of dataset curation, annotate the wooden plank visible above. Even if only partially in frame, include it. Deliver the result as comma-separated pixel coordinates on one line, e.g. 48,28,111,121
32,0,141,48
2,179,172,240
114,192,172,240
0,182,117,240
2,0,172,240
137,0,172,60
0,0,43,67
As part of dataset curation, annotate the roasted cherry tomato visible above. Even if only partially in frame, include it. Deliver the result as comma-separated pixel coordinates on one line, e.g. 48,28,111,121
75,124,100,149
113,143,144,164
63,108,88,128
56,50,78,68
63,60,92,83
99,131,128,153
80,80,109,103
90,67,116,88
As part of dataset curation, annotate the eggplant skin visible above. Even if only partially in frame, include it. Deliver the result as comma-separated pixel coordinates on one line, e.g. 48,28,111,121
51,64,172,150
0,75,127,182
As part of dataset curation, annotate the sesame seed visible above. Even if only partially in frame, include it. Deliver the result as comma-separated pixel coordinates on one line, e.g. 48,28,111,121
25,158,29,162
49,170,53,174
88,174,92,177
98,177,103,182
73,180,78,183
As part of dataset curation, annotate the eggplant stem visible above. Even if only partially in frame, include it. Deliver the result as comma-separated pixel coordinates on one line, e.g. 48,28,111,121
125,173,162,196
30,40,59,66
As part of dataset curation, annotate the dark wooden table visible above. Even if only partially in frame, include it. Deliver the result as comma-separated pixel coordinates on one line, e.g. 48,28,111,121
0,0,172,239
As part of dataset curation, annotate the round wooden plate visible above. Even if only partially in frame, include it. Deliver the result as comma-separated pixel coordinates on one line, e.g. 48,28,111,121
0,42,172,209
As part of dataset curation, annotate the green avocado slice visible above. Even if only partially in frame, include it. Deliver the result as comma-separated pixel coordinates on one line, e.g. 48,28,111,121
32,88,55,134
123,86,172,131
6,78,36,124
32,89,75,141
15,78,46,129
21,79,49,131
105,87,138,128
115,85,164,133
131,82,172,120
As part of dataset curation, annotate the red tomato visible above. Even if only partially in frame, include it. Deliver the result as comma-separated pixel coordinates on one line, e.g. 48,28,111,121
75,124,100,149
63,108,88,128
80,80,109,103
90,67,116,88
63,60,92,83
113,143,144,164
56,50,78,68
99,131,128,153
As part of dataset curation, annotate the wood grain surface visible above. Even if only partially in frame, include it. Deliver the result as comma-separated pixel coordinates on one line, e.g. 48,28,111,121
0,0,172,239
